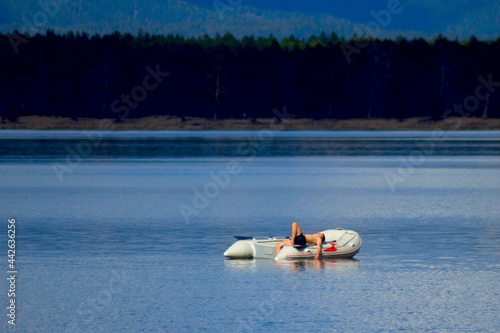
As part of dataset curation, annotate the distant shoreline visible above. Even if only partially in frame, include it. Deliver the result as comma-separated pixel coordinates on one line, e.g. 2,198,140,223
1,115,499,130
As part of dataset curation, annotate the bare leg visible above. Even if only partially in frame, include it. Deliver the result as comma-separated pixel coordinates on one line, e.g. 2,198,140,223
290,222,302,244
275,239,292,258
276,222,302,258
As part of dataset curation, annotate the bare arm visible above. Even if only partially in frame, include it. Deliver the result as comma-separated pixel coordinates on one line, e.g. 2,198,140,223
314,238,322,260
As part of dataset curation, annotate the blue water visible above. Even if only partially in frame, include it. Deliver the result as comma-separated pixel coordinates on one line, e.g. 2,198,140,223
1,130,499,332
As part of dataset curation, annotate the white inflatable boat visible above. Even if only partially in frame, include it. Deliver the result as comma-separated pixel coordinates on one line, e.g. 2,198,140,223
224,228,361,260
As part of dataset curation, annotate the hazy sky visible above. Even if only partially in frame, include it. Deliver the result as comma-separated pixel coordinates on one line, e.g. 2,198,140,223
181,0,499,38
201,0,473,32
1,0,499,40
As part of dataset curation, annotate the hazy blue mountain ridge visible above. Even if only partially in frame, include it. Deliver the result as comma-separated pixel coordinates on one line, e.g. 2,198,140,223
0,0,498,40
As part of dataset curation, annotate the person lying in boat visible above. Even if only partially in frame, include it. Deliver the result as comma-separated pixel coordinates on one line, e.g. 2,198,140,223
275,222,326,260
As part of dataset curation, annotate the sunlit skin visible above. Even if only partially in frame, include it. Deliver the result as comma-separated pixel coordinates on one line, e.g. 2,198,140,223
275,222,325,260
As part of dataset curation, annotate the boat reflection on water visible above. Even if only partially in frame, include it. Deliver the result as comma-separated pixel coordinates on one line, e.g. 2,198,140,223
224,258,360,272
275,258,360,272
223,259,260,271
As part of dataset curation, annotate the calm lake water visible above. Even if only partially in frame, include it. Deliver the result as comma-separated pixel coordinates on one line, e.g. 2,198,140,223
1,130,499,332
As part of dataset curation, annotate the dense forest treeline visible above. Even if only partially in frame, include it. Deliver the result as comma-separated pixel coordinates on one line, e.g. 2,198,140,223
1,30,500,122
